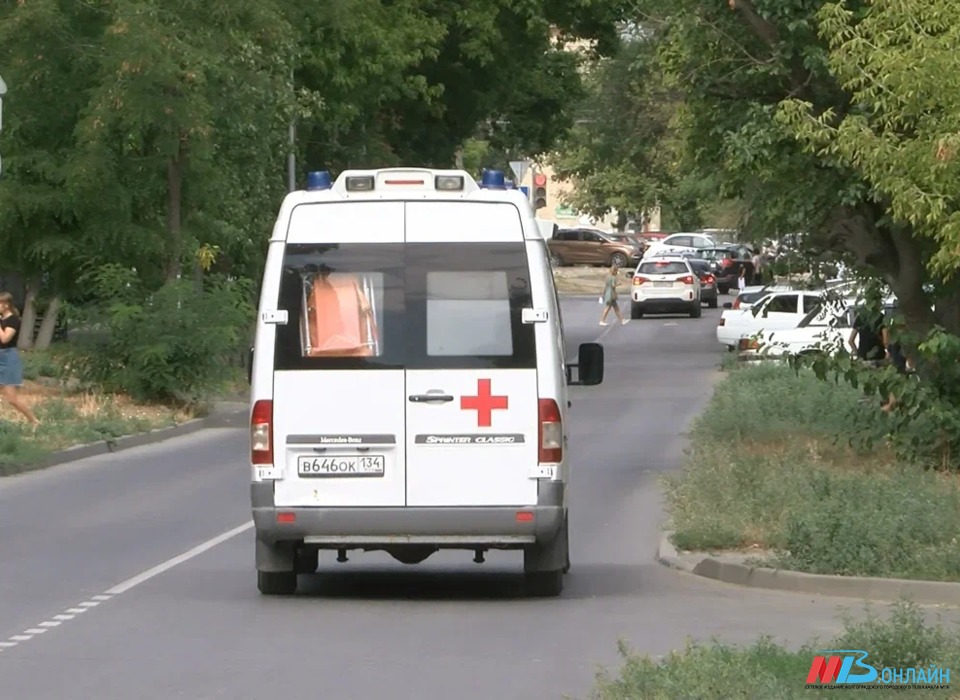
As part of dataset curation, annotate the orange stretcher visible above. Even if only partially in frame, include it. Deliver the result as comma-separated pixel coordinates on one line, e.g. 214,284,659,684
302,274,380,357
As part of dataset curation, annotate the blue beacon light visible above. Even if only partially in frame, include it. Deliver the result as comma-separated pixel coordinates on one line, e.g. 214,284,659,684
306,170,333,191
480,169,507,189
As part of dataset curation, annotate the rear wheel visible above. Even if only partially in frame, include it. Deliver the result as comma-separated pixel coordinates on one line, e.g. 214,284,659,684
525,570,563,597
631,303,644,319
610,252,628,267
718,284,729,294
524,514,568,598
258,571,297,596
708,297,718,309
689,302,702,318
549,253,564,267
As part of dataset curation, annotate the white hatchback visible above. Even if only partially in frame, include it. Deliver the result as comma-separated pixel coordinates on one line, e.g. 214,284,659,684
630,257,702,318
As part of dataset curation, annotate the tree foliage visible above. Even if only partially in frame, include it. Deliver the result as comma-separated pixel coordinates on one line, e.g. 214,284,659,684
0,0,627,394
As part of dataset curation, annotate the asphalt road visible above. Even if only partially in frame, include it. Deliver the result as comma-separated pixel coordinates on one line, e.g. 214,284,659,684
0,295,929,699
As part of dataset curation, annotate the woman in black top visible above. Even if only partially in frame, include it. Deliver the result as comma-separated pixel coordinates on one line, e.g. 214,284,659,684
0,292,40,426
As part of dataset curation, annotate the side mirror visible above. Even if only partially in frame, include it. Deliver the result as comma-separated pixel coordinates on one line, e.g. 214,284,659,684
247,346,254,384
723,302,732,309
566,342,604,386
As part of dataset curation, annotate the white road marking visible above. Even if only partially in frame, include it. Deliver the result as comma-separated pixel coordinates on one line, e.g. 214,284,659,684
663,322,677,326
0,521,253,657
106,521,253,595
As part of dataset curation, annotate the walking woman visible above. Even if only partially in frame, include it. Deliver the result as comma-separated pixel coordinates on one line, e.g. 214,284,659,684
0,292,40,427
599,264,629,326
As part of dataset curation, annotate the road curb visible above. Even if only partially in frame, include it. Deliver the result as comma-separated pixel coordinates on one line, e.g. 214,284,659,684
656,531,960,605
13,407,247,474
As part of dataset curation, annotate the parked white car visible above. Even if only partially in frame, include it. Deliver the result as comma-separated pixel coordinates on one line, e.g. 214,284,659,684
739,304,855,357
724,284,794,311
642,232,715,259
716,289,825,349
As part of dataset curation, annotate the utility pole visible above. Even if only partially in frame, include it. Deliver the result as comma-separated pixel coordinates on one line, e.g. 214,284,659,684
287,67,296,192
0,74,6,178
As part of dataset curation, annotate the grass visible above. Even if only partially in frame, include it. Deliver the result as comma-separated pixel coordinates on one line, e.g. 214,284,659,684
662,361,960,582
586,600,959,699
0,346,201,475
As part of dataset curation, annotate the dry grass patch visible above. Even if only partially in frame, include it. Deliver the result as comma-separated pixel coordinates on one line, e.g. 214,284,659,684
552,266,612,294
0,371,198,475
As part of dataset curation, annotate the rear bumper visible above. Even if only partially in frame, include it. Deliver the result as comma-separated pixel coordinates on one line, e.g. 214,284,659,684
251,482,564,544
632,297,696,311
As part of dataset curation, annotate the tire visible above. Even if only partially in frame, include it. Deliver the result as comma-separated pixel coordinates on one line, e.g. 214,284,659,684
258,571,297,595
708,297,718,309
690,302,702,318
294,548,318,574
610,252,628,267
631,303,644,319
525,570,563,597
524,514,568,597
549,253,563,267
718,285,729,294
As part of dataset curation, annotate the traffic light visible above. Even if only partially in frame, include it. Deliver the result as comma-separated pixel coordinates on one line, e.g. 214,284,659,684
533,173,547,209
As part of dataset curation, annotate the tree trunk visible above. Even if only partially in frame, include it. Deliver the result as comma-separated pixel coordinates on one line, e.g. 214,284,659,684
33,295,62,350
16,276,41,350
165,138,186,283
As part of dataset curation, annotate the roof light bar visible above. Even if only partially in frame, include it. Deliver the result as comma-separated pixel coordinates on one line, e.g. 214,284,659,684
435,175,465,191
345,176,375,192
480,169,506,189
306,171,332,191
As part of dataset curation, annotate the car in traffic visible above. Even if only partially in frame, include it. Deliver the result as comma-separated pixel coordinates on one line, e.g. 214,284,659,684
699,246,755,293
547,227,643,268
630,257,702,318
687,258,718,308
642,232,716,259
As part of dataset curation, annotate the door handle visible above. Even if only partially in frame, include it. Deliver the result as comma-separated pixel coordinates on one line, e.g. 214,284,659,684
408,394,454,403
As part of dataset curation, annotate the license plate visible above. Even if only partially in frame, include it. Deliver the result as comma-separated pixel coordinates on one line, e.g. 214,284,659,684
654,281,673,287
298,455,385,477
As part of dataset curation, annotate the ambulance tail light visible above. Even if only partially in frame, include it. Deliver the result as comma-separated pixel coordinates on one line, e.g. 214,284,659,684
251,400,273,465
538,398,562,463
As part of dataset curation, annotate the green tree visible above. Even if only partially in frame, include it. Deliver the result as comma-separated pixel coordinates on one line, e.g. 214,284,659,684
0,0,109,348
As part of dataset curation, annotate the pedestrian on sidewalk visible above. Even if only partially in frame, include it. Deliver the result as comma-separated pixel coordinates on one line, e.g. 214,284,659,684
599,264,628,326
751,250,764,285
0,292,41,428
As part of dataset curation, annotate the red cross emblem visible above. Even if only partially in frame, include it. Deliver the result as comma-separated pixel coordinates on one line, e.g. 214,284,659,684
460,378,508,427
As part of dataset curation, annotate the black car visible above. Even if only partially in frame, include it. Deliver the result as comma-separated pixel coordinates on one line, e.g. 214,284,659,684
687,258,718,308
699,246,755,293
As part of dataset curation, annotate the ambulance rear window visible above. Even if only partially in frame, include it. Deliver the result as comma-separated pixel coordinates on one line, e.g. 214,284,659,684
272,242,535,371
425,271,513,356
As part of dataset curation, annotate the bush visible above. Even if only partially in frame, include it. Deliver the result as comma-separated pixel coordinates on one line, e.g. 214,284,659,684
587,600,958,699
67,265,254,405
663,363,960,581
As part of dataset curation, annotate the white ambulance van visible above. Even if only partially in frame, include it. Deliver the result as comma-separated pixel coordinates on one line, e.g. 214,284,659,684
248,167,604,597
